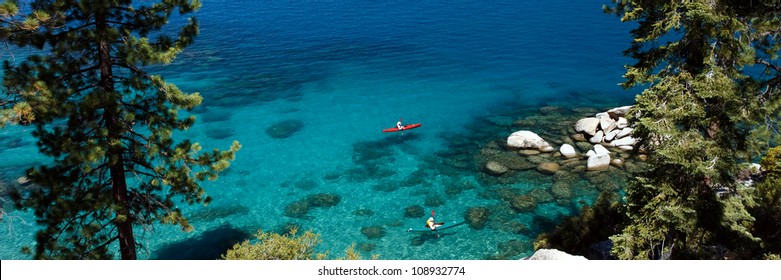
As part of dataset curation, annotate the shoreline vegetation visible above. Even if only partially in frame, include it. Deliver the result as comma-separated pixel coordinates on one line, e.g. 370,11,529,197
2,1,780,260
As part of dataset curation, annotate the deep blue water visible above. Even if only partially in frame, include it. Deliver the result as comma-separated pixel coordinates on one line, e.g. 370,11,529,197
0,1,636,259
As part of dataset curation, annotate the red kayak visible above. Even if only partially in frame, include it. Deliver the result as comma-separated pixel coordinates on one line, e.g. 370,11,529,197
382,123,421,132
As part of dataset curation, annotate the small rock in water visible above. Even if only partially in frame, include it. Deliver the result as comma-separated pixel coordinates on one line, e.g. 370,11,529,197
464,207,491,230
265,119,304,139
589,131,604,144
510,195,537,212
361,226,386,239
353,209,375,216
16,176,30,186
587,154,611,171
537,162,560,175
593,144,610,155
560,144,578,158
518,149,541,156
404,205,425,218
484,161,509,176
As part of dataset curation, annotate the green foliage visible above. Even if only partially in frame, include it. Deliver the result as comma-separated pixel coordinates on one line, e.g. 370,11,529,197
221,228,378,260
222,228,324,260
750,147,781,254
1,0,240,259
535,192,625,259
606,0,781,259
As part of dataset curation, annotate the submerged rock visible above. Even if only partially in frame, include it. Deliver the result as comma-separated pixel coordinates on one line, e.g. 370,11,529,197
353,209,375,216
361,226,387,239
305,193,341,208
424,196,445,207
205,128,235,140
518,149,541,156
484,161,509,176
284,193,341,218
404,205,425,218
492,239,532,260
551,182,572,199
359,242,377,252
529,189,554,203
464,207,490,230
536,162,560,175
265,119,304,139
284,200,310,218
510,195,537,212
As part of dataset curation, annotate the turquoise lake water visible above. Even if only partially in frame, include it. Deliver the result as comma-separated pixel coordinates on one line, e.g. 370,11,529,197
0,0,638,259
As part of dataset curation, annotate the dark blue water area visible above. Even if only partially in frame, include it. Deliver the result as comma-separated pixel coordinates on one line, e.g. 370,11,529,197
0,1,640,259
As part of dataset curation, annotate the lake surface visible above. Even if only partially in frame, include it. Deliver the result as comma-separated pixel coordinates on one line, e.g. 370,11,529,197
0,0,638,259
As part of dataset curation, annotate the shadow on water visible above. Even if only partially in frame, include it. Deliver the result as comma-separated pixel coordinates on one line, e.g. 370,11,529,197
409,230,462,247
152,224,251,260
381,132,423,144
408,221,466,246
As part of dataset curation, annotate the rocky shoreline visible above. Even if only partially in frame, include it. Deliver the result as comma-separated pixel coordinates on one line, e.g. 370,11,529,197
478,105,648,199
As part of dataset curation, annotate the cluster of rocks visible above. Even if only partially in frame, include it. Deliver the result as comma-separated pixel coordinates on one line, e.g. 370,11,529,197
283,193,341,218
567,106,638,171
485,105,641,176
574,106,635,146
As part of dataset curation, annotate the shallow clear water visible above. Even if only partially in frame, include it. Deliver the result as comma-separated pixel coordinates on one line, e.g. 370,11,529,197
0,0,638,259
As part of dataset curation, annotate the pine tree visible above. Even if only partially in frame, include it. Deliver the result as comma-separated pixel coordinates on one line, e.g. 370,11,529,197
0,0,240,259
605,0,781,259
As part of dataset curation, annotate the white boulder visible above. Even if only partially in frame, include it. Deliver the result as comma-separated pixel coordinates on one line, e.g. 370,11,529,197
587,154,611,171
586,150,596,157
589,130,604,144
616,117,629,129
541,146,556,152
593,144,610,155
526,249,587,260
574,118,600,136
618,145,634,151
16,176,31,186
604,130,619,142
612,136,637,147
607,105,632,119
507,130,551,150
560,144,578,158
599,116,617,134
617,127,633,139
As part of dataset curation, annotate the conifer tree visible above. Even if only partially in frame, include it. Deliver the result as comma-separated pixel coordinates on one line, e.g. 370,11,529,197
0,0,240,259
605,0,780,259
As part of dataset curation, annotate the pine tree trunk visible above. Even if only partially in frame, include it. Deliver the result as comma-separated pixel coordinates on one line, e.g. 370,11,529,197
96,11,137,260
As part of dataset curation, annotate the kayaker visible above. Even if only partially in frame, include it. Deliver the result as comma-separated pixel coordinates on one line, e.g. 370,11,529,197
396,119,404,130
425,211,444,238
